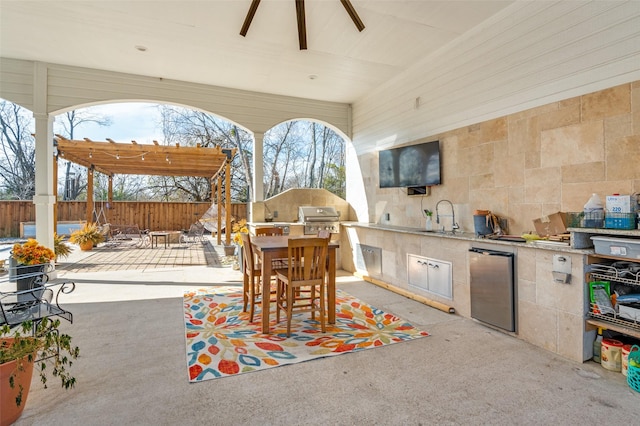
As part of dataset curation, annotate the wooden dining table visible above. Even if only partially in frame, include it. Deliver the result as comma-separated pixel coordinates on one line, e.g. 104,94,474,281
249,235,339,334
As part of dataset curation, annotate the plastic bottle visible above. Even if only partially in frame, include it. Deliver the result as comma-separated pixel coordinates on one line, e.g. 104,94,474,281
593,327,603,363
583,193,604,227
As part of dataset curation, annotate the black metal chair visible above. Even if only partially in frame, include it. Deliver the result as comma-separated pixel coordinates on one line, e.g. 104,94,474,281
1,262,75,332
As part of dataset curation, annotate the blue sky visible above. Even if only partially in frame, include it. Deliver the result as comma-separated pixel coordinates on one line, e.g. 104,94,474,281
66,102,164,144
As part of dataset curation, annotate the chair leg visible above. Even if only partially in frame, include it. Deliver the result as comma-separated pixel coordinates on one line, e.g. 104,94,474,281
319,282,326,333
242,276,249,313
275,277,282,324
310,285,316,321
249,278,257,323
286,284,294,337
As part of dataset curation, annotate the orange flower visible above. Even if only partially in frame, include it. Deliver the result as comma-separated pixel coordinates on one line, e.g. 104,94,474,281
12,239,56,265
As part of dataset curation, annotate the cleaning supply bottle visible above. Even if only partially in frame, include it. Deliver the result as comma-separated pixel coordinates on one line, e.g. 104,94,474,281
583,193,604,228
593,327,603,363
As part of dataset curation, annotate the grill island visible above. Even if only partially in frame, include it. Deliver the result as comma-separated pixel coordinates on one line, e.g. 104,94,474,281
298,206,341,235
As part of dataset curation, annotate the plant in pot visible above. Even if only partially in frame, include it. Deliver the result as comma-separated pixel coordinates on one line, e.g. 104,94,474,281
226,219,247,257
69,222,105,251
1,318,79,425
53,232,72,261
11,239,56,300
423,209,433,231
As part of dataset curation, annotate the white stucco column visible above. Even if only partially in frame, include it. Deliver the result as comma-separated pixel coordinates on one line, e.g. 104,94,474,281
250,132,265,222
32,62,56,250
252,132,264,202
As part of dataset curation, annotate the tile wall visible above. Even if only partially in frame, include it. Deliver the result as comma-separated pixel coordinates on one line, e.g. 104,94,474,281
364,81,640,235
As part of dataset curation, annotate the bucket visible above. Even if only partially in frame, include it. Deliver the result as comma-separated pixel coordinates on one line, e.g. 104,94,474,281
601,339,623,371
627,345,640,392
622,345,633,376
473,211,494,236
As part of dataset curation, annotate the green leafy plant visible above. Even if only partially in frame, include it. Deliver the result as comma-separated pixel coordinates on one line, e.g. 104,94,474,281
1,318,79,407
424,209,433,217
53,233,72,260
69,222,105,246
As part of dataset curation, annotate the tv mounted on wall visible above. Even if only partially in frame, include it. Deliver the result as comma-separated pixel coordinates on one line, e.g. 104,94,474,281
378,140,441,189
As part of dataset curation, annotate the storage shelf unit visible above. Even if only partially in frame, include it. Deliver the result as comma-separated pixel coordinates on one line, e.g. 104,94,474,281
578,228,640,339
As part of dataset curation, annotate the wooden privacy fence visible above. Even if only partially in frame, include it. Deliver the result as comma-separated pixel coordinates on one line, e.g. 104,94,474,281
0,201,248,238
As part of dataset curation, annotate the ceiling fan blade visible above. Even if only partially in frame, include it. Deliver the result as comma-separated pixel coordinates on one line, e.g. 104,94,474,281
296,0,307,50
240,0,261,37
340,0,365,32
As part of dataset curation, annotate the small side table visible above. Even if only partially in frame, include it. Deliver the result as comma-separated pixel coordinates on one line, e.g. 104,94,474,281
150,232,169,249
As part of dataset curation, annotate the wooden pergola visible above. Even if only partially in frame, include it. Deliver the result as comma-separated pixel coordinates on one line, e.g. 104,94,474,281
54,136,236,245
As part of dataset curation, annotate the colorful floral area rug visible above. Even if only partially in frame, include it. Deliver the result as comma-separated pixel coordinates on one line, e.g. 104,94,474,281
184,286,429,382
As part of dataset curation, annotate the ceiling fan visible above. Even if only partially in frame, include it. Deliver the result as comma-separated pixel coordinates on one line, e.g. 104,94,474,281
240,0,365,50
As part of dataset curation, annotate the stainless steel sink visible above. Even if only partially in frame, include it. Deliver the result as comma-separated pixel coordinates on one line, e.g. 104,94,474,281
489,235,527,243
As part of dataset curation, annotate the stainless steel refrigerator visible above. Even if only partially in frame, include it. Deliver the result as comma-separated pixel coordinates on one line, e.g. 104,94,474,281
469,247,515,332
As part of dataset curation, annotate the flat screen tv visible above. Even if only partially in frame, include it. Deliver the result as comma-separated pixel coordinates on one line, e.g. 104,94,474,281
378,140,441,188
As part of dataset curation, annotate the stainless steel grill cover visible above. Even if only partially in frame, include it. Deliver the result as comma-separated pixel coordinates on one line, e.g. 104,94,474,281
298,206,340,235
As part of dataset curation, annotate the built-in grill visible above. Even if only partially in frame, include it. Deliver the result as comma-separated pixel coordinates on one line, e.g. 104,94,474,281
299,206,341,235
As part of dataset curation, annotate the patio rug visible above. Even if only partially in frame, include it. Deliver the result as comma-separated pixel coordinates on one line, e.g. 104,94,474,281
183,286,429,382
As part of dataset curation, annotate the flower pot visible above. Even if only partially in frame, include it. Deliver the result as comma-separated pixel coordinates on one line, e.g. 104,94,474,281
15,263,46,303
79,241,94,251
0,339,36,426
223,245,236,256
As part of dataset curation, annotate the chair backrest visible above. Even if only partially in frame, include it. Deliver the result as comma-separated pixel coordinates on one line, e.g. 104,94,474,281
240,232,255,274
190,222,205,236
286,237,328,283
255,227,283,236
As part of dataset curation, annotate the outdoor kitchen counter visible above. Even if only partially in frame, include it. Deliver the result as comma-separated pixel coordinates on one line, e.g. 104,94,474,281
342,221,595,363
342,222,592,255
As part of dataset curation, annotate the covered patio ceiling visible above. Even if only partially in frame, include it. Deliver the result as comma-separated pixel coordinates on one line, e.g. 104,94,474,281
55,136,235,180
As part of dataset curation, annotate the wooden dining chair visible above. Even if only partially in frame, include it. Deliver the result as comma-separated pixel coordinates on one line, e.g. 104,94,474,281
255,226,287,269
255,227,283,236
240,232,276,323
275,237,329,336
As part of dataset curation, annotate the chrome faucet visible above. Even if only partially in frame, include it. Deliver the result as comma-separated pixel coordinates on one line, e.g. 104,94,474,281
436,199,459,233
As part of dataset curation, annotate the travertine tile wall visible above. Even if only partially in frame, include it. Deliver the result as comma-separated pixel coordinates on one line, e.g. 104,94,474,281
251,188,352,223
368,81,640,235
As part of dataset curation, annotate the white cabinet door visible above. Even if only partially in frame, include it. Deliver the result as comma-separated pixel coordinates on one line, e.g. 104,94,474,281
408,254,429,291
426,258,452,299
407,255,452,299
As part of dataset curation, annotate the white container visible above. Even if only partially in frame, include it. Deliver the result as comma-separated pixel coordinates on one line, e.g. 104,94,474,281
619,304,640,322
622,345,633,377
591,236,640,259
606,194,638,213
601,339,623,372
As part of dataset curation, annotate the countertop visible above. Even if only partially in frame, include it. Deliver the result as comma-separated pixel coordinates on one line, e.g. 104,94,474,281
342,222,593,254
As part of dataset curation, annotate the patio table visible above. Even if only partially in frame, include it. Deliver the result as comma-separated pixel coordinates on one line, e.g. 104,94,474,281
150,232,170,249
250,235,339,334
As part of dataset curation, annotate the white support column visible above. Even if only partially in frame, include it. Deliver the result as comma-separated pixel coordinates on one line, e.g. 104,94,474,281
252,132,264,202
250,132,265,222
33,62,56,250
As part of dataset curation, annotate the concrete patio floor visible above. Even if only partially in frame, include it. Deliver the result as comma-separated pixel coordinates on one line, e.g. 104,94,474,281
12,237,640,425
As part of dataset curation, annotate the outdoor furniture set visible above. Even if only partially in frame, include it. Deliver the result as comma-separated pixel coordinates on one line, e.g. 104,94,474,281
241,228,337,335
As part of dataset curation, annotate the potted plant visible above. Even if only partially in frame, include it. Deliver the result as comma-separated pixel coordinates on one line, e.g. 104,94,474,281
69,222,105,251
1,318,79,425
424,209,433,231
11,239,56,299
53,232,72,261
225,219,247,257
